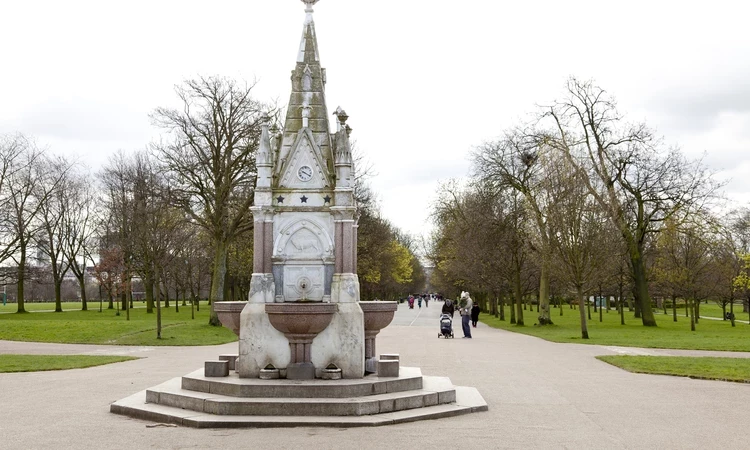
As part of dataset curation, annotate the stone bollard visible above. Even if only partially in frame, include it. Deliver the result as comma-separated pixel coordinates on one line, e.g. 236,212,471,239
205,360,229,377
380,353,399,361
219,354,239,371
377,359,399,378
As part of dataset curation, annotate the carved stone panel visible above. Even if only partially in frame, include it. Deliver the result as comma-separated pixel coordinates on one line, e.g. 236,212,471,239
283,265,324,301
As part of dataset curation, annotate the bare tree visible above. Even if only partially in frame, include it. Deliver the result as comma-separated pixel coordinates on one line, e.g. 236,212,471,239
4,139,67,313
473,133,557,325
0,134,29,267
541,78,719,327
62,172,98,310
99,151,137,318
34,155,75,312
151,76,268,325
547,157,620,338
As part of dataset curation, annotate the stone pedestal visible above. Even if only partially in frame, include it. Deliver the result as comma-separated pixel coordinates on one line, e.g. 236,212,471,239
237,303,290,378
311,301,365,378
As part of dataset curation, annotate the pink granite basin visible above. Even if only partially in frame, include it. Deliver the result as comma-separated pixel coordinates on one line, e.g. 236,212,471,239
265,303,337,337
360,301,398,333
214,301,247,336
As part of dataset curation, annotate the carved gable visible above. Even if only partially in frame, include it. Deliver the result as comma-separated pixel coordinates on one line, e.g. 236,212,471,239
274,218,334,261
277,129,331,189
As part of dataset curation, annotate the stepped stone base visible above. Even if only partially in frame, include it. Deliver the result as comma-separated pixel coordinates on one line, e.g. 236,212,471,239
110,367,487,428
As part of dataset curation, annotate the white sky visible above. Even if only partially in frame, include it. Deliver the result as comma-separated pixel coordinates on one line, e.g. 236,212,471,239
1,0,749,239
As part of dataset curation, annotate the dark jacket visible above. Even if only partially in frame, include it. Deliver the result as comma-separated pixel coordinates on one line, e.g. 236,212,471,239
442,300,454,316
470,304,480,322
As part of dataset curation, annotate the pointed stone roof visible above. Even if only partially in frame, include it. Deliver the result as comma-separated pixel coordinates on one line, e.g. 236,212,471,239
275,0,333,183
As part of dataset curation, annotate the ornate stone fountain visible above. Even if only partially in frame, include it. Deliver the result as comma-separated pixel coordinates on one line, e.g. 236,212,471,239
110,1,488,427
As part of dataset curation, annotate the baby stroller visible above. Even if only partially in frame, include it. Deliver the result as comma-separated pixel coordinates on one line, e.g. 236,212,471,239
438,313,454,338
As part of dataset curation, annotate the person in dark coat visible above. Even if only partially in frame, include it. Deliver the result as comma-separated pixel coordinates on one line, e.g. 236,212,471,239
470,303,480,327
442,299,455,318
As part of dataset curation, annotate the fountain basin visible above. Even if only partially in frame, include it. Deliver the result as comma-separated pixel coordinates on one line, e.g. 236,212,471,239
359,301,398,373
265,302,337,379
214,301,247,336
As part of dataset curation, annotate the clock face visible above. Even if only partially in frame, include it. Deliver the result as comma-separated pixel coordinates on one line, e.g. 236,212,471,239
297,165,313,182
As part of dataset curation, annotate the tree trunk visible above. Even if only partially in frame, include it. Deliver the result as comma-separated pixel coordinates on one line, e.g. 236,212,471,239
509,291,516,324
155,266,162,339
208,239,228,326
514,271,524,326
688,301,695,331
125,277,130,321
78,274,88,311
631,252,656,326
578,287,589,339
619,296,625,325
164,282,170,308
694,299,700,324
54,280,63,313
672,294,677,322
16,245,27,313
144,272,155,314
685,298,689,317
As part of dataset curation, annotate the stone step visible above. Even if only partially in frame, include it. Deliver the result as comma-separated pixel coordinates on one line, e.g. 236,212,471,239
146,376,456,416
181,366,424,398
111,384,487,428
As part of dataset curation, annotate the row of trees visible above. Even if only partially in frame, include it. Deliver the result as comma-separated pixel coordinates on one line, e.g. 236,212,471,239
1,76,424,331
428,78,748,338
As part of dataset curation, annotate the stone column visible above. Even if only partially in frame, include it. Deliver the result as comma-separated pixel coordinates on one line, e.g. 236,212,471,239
253,216,264,274
342,220,354,273
352,223,358,274
334,219,343,274
263,214,274,274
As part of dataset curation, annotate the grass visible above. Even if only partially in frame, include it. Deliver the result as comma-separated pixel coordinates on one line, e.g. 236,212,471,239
0,354,139,373
480,302,750,352
597,355,750,383
0,301,237,346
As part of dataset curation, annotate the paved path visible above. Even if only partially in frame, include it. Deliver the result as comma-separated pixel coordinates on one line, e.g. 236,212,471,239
2,303,750,449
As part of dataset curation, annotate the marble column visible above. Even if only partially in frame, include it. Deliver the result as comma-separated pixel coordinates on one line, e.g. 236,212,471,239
253,218,264,274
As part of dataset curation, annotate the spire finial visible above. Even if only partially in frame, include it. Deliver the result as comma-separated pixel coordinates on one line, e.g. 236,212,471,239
301,0,319,13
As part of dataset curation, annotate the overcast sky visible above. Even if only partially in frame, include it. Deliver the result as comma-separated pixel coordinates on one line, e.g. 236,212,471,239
1,0,748,239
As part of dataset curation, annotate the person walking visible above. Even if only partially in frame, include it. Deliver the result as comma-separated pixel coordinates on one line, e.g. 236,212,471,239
471,302,480,328
459,291,472,338
442,299,455,318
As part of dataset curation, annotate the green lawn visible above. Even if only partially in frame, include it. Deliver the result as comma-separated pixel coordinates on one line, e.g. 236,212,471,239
0,301,102,313
0,354,139,373
481,302,750,352
0,301,237,346
598,355,750,383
